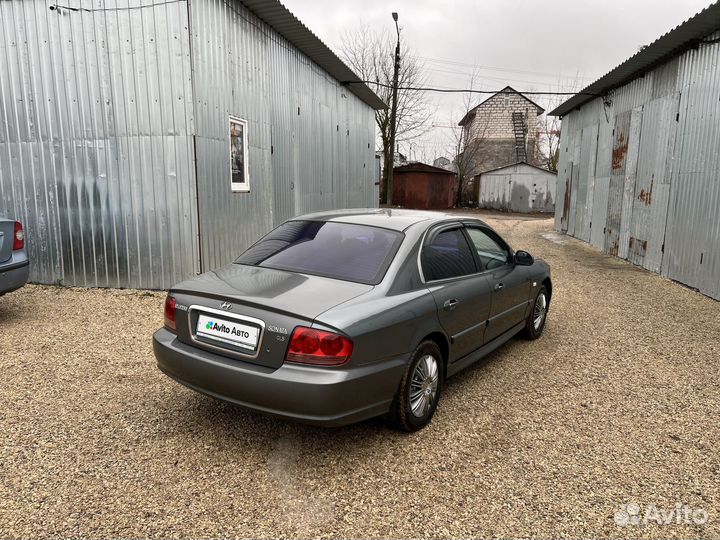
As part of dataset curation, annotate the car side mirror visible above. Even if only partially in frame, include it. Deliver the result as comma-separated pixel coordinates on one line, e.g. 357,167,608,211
514,250,534,266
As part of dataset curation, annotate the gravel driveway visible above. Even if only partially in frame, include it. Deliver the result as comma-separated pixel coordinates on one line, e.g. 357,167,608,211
1,214,718,539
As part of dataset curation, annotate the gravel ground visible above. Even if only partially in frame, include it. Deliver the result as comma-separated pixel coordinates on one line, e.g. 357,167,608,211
1,214,719,539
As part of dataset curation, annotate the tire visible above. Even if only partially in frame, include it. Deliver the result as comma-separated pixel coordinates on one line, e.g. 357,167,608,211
523,285,549,340
390,340,443,432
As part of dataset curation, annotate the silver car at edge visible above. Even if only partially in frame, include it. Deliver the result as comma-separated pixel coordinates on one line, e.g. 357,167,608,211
153,209,552,431
0,218,29,296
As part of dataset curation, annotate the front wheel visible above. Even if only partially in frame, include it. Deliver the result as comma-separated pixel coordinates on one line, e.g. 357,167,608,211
523,285,548,340
390,341,443,432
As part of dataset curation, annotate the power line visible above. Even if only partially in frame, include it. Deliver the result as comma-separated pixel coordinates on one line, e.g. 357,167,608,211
418,55,592,81
423,66,582,90
49,0,186,12
343,80,593,97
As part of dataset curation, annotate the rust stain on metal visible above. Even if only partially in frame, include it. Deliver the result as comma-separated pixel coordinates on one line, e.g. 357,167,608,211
607,230,619,256
629,236,648,257
562,178,571,223
612,132,628,170
638,174,654,205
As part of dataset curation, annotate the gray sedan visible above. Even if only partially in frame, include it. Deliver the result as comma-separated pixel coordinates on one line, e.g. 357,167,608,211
0,218,29,296
153,209,552,431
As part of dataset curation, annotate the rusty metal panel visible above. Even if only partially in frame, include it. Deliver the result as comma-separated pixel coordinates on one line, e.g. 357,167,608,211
617,106,643,260
627,93,680,271
590,176,609,249
554,116,573,231
566,137,581,234
605,111,631,255
572,124,598,242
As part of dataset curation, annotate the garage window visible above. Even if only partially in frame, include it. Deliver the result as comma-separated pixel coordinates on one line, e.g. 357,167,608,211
230,116,249,192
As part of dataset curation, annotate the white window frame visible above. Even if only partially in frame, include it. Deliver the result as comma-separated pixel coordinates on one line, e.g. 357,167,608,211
229,116,250,193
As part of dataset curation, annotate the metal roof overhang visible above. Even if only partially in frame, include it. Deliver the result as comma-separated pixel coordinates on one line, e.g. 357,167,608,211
550,1,720,117
240,0,387,110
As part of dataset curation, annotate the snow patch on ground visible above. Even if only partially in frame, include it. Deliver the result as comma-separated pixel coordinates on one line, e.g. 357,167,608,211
542,232,568,245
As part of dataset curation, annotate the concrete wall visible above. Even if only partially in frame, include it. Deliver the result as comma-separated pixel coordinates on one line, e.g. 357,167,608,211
476,163,556,213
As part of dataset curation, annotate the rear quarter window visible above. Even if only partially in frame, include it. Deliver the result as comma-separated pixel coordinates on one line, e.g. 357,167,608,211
235,221,404,285
421,228,477,281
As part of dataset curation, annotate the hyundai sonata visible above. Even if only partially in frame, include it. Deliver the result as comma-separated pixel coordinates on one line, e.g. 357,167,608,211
153,209,551,431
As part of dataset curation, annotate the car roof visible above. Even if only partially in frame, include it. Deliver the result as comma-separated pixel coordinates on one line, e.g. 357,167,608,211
293,208,488,232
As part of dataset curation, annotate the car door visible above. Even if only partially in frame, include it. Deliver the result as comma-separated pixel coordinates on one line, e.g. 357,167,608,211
464,225,532,343
420,224,493,361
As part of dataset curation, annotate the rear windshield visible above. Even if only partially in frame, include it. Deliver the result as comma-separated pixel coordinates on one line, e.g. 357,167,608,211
235,221,404,285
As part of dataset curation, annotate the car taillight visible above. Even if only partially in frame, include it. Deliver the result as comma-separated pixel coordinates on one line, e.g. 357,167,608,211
13,221,24,250
164,295,177,331
285,326,353,366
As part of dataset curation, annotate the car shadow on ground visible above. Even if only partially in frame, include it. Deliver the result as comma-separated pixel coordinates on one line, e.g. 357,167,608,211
151,335,515,448
151,382,398,454
0,298,22,323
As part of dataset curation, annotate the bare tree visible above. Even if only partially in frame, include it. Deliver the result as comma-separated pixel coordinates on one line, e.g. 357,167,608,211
447,73,490,207
535,76,583,172
536,106,561,172
341,26,433,203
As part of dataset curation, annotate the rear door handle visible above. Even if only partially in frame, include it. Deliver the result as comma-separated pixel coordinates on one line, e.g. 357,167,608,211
494,282,505,291
443,298,459,311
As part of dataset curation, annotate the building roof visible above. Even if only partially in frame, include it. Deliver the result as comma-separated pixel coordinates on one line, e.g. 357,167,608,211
474,161,557,178
240,0,386,110
458,86,545,126
393,162,457,175
550,1,720,117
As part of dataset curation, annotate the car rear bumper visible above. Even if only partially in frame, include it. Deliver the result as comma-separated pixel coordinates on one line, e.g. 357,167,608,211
153,328,407,427
0,255,29,295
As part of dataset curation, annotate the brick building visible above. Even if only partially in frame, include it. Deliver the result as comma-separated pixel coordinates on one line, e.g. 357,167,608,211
458,86,545,179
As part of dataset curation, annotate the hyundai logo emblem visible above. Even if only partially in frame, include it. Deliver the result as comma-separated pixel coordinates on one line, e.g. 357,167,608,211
221,302,233,310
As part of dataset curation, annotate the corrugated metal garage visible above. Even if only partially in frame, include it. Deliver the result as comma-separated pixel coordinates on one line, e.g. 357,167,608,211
0,0,384,289
552,1,720,300
474,162,556,213
392,163,456,210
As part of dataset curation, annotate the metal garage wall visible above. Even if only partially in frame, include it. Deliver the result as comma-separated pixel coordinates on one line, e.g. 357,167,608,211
627,93,680,273
663,34,720,300
0,0,199,289
190,0,377,272
477,163,556,213
554,34,720,300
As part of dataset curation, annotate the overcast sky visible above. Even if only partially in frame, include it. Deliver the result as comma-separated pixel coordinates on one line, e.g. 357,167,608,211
282,0,711,161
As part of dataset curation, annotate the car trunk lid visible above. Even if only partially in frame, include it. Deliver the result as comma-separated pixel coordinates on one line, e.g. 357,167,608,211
0,220,15,263
169,264,372,369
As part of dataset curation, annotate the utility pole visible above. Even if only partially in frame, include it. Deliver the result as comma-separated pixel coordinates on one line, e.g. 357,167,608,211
386,12,400,206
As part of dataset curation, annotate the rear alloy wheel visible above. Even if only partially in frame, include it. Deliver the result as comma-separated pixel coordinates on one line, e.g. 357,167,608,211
390,341,443,432
523,285,548,340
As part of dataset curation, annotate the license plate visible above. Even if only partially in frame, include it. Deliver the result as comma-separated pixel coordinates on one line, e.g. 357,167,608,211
196,313,260,351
